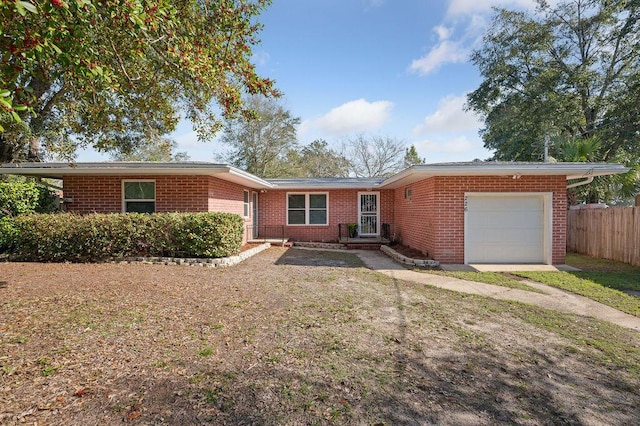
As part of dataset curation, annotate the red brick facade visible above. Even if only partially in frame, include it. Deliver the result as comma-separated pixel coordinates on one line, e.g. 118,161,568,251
62,174,568,264
394,175,567,264
63,175,254,242
258,189,394,242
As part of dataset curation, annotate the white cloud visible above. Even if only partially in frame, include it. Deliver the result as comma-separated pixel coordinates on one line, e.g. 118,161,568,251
417,136,475,154
434,25,453,41
446,0,539,16
412,135,493,163
410,0,556,76
409,39,468,75
413,95,481,135
300,99,393,138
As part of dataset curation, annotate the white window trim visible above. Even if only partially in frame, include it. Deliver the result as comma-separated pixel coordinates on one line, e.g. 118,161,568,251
286,192,329,226
243,190,250,218
404,187,412,200
122,179,156,213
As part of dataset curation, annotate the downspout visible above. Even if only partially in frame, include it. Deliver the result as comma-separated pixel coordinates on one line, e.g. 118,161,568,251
566,176,594,189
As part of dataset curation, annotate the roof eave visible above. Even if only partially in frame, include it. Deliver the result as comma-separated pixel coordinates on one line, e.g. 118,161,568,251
380,163,630,188
0,162,273,189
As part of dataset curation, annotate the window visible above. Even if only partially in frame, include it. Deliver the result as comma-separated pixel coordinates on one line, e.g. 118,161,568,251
243,190,250,217
405,187,412,199
123,180,155,213
287,193,328,225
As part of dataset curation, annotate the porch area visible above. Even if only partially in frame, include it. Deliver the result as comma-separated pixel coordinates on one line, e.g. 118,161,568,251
246,223,395,250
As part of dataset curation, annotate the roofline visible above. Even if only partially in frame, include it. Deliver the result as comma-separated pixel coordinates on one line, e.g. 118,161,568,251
379,163,630,189
0,161,629,190
0,162,274,189
266,179,385,190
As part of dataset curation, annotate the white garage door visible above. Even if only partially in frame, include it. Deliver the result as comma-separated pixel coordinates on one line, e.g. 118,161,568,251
465,194,548,264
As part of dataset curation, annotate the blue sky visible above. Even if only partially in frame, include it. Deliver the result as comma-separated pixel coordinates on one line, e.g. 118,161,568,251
78,0,545,164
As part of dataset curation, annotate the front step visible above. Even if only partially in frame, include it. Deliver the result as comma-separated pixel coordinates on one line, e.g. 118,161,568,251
345,243,383,250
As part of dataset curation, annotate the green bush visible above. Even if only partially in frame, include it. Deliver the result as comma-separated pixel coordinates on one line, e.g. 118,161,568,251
8,212,244,261
0,216,16,251
0,181,58,216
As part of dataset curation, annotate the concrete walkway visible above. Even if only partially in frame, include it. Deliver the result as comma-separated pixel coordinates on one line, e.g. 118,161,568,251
352,249,640,332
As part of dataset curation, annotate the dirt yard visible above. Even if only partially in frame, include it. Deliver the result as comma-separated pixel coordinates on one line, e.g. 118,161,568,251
1,248,639,425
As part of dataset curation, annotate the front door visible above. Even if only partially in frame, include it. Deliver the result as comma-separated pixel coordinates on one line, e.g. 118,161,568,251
358,192,379,236
252,192,258,238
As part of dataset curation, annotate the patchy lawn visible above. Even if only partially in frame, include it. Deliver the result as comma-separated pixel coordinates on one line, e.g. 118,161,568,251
1,248,640,425
514,253,640,318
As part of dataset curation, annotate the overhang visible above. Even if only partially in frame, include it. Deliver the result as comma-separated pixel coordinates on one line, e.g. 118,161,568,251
0,161,629,191
267,177,385,190
0,162,273,189
379,162,630,189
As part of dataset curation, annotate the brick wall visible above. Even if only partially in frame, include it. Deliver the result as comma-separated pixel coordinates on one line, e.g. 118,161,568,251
394,175,567,264
207,176,254,244
64,175,210,213
63,174,254,243
258,189,394,242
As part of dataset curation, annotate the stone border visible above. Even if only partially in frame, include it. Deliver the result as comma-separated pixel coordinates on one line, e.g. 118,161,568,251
120,243,271,268
380,245,439,268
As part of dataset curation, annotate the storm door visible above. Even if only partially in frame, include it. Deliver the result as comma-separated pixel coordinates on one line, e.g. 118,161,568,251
358,192,379,236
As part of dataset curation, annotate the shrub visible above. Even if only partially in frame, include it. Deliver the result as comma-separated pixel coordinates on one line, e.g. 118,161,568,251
8,212,244,261
0,216,16,252
0,181,58,216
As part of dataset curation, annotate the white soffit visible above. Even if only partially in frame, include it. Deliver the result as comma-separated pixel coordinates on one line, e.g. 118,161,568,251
379,163,629,189
0,162,273,189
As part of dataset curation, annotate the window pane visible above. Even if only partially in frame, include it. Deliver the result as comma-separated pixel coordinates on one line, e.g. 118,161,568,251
244,191,249,203
124,182,155,200
288,194,305,209
126,201,155,213
309,194,326,209
288,210,305,224
309,210,327,225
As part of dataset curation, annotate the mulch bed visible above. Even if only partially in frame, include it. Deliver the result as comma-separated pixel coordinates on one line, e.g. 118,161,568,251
388,243,432,260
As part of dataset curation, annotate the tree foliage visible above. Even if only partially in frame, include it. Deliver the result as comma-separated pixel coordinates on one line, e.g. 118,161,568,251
286,139,350,178
0,0,278,162
219,95,300,177
404,144,425,167
110,133,189,162
344,135,405,177
467,0,640,202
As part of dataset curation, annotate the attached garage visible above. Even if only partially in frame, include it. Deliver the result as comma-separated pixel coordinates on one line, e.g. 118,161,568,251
464,193,552,264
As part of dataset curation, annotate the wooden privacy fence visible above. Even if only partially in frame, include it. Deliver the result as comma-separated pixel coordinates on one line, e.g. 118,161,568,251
566,207,640,266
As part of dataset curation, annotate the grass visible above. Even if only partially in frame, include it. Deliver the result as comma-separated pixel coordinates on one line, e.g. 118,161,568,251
2,249,640,424
424,270,545,293
423,253,640,317
514,271,639,316
512,253,640,317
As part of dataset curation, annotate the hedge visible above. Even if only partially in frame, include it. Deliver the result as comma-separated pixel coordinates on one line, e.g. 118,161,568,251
0,180,58,216
4,212,244,262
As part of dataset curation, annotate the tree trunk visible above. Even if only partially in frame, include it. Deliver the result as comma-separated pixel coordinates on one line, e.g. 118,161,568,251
27,137,41,161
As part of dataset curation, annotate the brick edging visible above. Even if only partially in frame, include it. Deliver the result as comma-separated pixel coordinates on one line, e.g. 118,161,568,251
380,245,440,268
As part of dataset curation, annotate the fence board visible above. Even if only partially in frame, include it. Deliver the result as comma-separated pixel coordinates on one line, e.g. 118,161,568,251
567,207,639,266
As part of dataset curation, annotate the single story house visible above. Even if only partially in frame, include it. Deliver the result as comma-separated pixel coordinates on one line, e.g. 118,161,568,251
0,161,628,265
